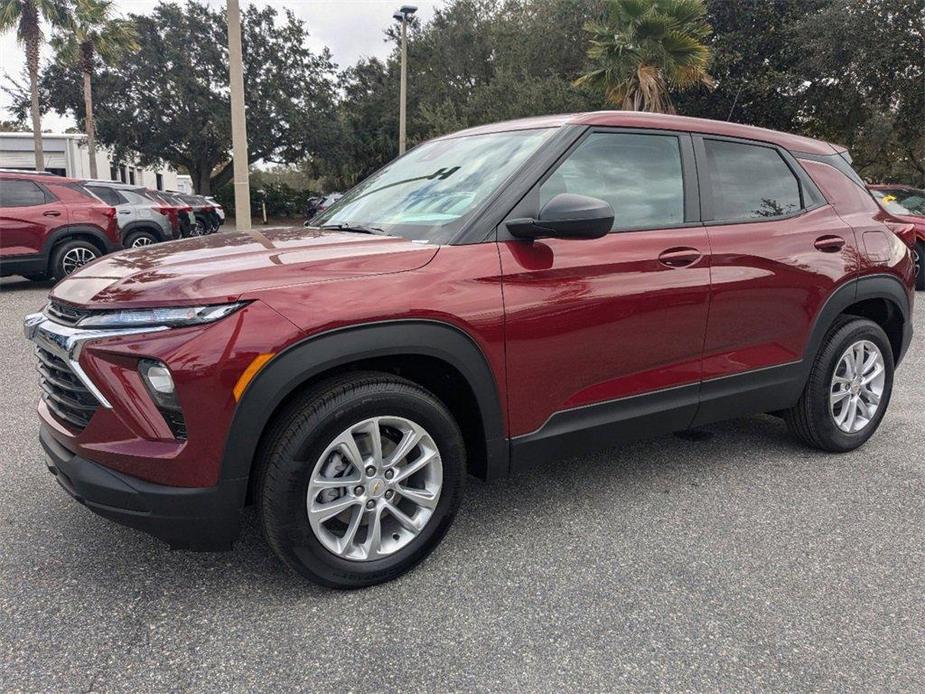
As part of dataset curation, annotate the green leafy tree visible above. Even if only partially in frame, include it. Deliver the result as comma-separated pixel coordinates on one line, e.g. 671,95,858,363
0,0,70,169
574,0,714,112
25,1,338,193
51,0,137,178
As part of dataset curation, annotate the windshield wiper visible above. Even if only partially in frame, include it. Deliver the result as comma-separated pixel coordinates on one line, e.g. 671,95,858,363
320,222,388,235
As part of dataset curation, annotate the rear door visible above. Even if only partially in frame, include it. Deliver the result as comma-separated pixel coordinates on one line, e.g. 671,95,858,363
693,135,859,424
86,185,132,231
0,179,65,258
500,128,711,455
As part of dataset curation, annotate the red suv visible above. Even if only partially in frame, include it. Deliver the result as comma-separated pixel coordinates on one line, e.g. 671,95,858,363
869,184,925,290
24,113,915,587
1,172,120,280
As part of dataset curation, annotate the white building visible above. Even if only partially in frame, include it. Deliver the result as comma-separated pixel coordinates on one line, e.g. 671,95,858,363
0,132,181,191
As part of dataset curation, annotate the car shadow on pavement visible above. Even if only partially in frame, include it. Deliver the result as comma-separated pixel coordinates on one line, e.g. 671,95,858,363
47,413,804,599
0,278,55,293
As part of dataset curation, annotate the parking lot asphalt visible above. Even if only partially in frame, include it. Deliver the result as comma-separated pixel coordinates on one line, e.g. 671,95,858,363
0,275,922,692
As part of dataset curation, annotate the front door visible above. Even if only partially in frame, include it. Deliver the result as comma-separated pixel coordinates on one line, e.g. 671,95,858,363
0,179,65,258
499,129,711,464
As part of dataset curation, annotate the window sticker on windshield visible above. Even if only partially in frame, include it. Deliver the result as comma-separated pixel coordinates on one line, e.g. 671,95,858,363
882,195,897,204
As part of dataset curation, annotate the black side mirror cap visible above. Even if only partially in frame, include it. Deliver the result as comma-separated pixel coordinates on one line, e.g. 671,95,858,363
507,193,614,240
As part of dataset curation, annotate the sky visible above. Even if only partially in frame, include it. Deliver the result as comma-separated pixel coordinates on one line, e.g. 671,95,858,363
0,0,447,131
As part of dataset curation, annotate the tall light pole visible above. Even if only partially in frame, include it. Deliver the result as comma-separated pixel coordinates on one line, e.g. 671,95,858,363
392,5,417,155
227,0,251,231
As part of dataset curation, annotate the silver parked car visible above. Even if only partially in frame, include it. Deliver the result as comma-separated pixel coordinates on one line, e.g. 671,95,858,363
81,180,176,247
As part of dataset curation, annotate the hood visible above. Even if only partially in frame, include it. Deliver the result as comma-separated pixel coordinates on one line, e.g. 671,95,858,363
51,226,439,308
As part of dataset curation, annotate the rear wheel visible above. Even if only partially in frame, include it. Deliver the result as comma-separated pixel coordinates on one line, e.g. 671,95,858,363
51,240,100,279
785,317,893,452
915,240,924,291
125,230,159,248
258,373,465,588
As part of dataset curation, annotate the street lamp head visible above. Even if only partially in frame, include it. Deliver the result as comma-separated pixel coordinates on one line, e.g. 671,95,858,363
394,5,417,21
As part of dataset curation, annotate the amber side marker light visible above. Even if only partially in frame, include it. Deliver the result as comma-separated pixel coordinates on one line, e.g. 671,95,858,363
233,353,275,401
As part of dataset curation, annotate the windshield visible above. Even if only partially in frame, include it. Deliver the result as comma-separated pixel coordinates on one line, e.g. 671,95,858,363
872,187,925,216
313,128,555,243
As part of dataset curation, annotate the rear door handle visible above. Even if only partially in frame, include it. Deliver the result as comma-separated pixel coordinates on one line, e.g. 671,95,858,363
658,247,702,268
42,210,61,217
814,235,846,253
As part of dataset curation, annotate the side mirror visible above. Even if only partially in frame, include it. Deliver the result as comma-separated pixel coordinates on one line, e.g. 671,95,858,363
507,193,614,240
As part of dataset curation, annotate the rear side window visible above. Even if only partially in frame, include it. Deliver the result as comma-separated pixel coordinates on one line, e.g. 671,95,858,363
87,186,126,206
0,179,48,207
540,132,685,230
704,139,802,221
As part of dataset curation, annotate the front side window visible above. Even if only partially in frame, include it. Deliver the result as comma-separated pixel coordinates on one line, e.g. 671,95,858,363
314,128,555,243
539,132,685,230
0,179,47,207
704,139,801,221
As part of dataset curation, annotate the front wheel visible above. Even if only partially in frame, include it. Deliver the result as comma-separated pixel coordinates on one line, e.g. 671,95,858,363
258,373,465,588
785,317,894,452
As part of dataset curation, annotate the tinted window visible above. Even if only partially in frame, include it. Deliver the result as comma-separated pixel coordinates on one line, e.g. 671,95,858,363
0,179,47,207
540,132,685,230
705,140,801,221
87,186,125,205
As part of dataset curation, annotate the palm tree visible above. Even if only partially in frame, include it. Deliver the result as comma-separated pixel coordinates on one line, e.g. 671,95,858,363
575,0,714,113
0,0,71,170
52,0,137,178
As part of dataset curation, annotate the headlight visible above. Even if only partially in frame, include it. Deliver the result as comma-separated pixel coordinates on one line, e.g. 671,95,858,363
73,302,247,329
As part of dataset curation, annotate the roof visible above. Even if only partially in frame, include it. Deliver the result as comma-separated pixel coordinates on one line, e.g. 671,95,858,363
0,170,79,183
442,111,841,156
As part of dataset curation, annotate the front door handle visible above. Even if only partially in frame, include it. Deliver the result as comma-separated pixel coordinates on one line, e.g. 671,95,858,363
658,247,702,268
42,210,61,217
119,210,132,214
814,235,846,253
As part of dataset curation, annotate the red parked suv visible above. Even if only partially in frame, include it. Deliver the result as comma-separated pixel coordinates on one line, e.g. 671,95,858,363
1,171,120,280
24,113,915,587
869,184,925,290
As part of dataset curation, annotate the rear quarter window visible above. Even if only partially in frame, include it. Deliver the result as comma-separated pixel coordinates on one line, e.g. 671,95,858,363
704,139,802,221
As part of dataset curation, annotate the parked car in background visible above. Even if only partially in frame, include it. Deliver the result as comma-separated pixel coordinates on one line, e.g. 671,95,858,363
24,112,915,588
176,193,220,235
149,191,194,238
304,195,323,220
870,185,925,290
80,181,177,248
303,193,343,226
204,196,225,226
1,171,119,280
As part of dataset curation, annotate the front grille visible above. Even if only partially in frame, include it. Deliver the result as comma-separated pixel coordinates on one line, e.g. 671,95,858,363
47,301,95,327
34,346,100,431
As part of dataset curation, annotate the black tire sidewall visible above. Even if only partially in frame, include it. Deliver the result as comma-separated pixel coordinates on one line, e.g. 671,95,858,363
51,240,100,279
262,382,465,588
806,319,894,451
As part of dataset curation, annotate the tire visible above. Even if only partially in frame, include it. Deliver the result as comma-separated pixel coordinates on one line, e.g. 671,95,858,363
785,317,894,452
51,239,101,279
124,230,159,248
193,219,206,236
257,372,466,588
915,240,924,291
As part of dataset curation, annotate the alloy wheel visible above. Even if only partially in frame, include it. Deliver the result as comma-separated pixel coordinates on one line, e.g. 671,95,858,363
61,247,98,275
306,416,443,561
131,236,154,248
830,339,885,433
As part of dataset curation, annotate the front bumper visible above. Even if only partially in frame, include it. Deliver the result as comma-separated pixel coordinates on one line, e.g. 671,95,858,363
40,424,245,550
